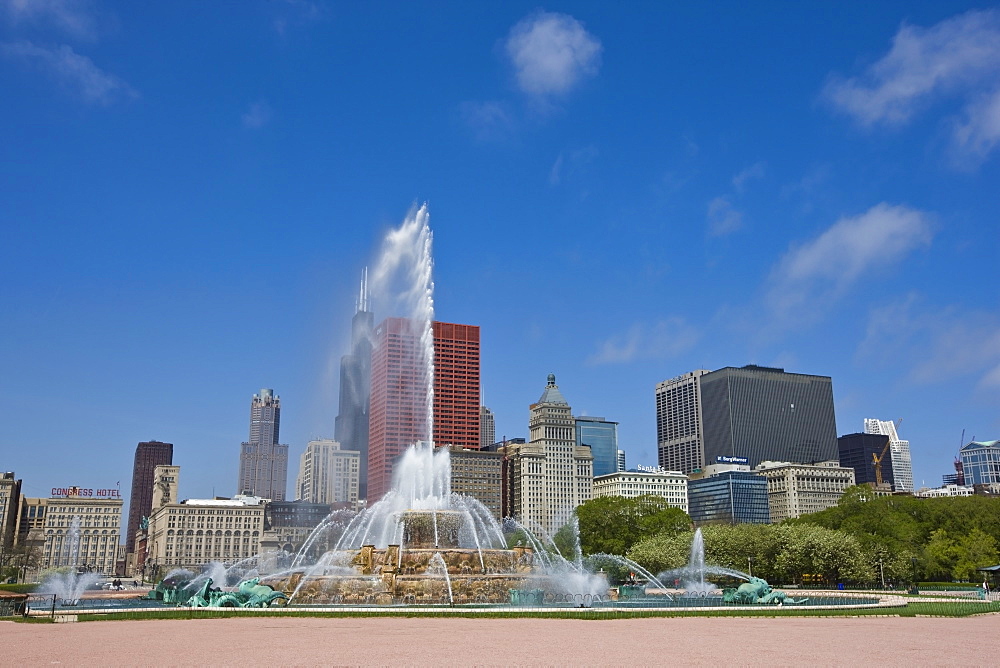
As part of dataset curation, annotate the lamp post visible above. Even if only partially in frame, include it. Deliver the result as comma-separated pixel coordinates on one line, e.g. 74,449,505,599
747,556,753,578
878,558,886,589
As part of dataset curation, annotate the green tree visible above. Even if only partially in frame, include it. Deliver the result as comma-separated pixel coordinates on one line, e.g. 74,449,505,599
576,495,690,556
954,529,998,581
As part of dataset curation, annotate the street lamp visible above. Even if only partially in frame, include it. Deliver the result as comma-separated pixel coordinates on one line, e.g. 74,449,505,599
747,556,753,578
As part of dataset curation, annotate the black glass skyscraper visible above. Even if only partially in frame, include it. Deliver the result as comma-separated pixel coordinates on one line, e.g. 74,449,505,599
657,365,838,472
335,270,373,500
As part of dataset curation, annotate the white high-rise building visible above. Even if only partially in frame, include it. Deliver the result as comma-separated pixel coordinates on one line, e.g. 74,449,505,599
480,406,496,449
295,439,360,506
501,374,593,533
863,419,913,493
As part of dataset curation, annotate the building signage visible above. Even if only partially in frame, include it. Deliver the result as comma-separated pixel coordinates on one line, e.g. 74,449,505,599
716,456,749,465
636,464,668,474
51,486,122,499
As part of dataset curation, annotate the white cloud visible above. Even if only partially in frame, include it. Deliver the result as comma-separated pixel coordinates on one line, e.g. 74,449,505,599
0,0,98,40
860,295,1000,391
1,39,136,104
766,203,933,318
459,100,512,142
824,9,1000,126
706,196,743,236
952,88,1000,164
549,145,597,186
587,318,699,366
505,11,601,97
732,161,765,193
242,100,272,129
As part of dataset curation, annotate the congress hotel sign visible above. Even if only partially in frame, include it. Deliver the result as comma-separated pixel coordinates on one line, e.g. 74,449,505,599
51,486,122,499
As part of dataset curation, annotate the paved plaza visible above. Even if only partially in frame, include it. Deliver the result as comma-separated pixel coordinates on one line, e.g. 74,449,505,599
2,615,998,666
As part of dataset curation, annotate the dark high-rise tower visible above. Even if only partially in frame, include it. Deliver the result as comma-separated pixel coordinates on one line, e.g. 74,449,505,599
335,270,374,500
127,440,173,552
657,365,838,472
238,389,289,500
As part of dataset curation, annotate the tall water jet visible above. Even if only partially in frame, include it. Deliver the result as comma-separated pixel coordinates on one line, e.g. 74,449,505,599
41,516,100,605
369,203,435,444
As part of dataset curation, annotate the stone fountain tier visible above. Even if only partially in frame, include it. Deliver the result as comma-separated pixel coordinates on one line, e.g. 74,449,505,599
394,509,467,549
265,544,542,605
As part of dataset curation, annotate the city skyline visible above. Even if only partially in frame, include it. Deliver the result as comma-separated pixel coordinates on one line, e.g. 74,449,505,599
2,2,998,505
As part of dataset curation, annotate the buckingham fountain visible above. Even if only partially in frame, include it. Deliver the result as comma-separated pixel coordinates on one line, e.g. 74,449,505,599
140,205,881,611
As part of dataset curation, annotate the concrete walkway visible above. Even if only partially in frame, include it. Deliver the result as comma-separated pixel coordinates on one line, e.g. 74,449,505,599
2,615,999,666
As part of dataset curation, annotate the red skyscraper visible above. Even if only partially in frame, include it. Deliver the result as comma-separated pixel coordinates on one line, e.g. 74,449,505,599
432,321,481,451
367,318,480,502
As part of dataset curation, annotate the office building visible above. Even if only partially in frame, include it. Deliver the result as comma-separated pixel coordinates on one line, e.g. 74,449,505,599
500,374,593,533
656,370,709,474
295,439,360,507
0,472,21,551
259,500,333,560
837,432,893,489
575,416,619,477
864,419,913,492
687,470,769,525
432,321,481,450
147,467,265,573
126,440,173,553
960,440,1000,485
335,270,374,499
914,484,974,498
237,389,289,500
480,406,496,449
443,445,504,520
754,460,855,522
368,317,481,502
657,365,838,473
617,449,626,472
593,468,688,512
20,491,123,573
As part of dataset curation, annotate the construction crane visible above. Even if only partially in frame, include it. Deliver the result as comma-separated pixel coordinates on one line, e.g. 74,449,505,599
873,438,891,488
872,418,902,488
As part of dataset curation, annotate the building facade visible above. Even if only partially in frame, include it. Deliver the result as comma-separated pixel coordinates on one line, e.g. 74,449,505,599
146,492,265,573
126,440,173,553
0,472,22,551
617,450,626,472
501,375,593,533
914,484,974,498
295,439,360,507
480,406,496,449
593,468,688,512
21,493,123,574
335,271,374,500
864,419,913,492
754,460,855,522
960,440,1000,485
687,471,769,525
837,432,893,489
368,317,433,502
655,370,709,474
443,445,503,520
575,416,619,478
658,365,838,473
238,389,289,500
432,321,481,450
367,317,481,502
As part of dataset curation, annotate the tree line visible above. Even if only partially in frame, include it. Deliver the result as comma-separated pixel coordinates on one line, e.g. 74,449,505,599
573,488,1000,586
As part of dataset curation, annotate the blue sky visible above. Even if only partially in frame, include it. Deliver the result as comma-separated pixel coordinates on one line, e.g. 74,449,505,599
2,1,998,505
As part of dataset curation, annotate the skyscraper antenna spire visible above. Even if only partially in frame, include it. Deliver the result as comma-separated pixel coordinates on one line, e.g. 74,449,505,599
357,266,369,313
